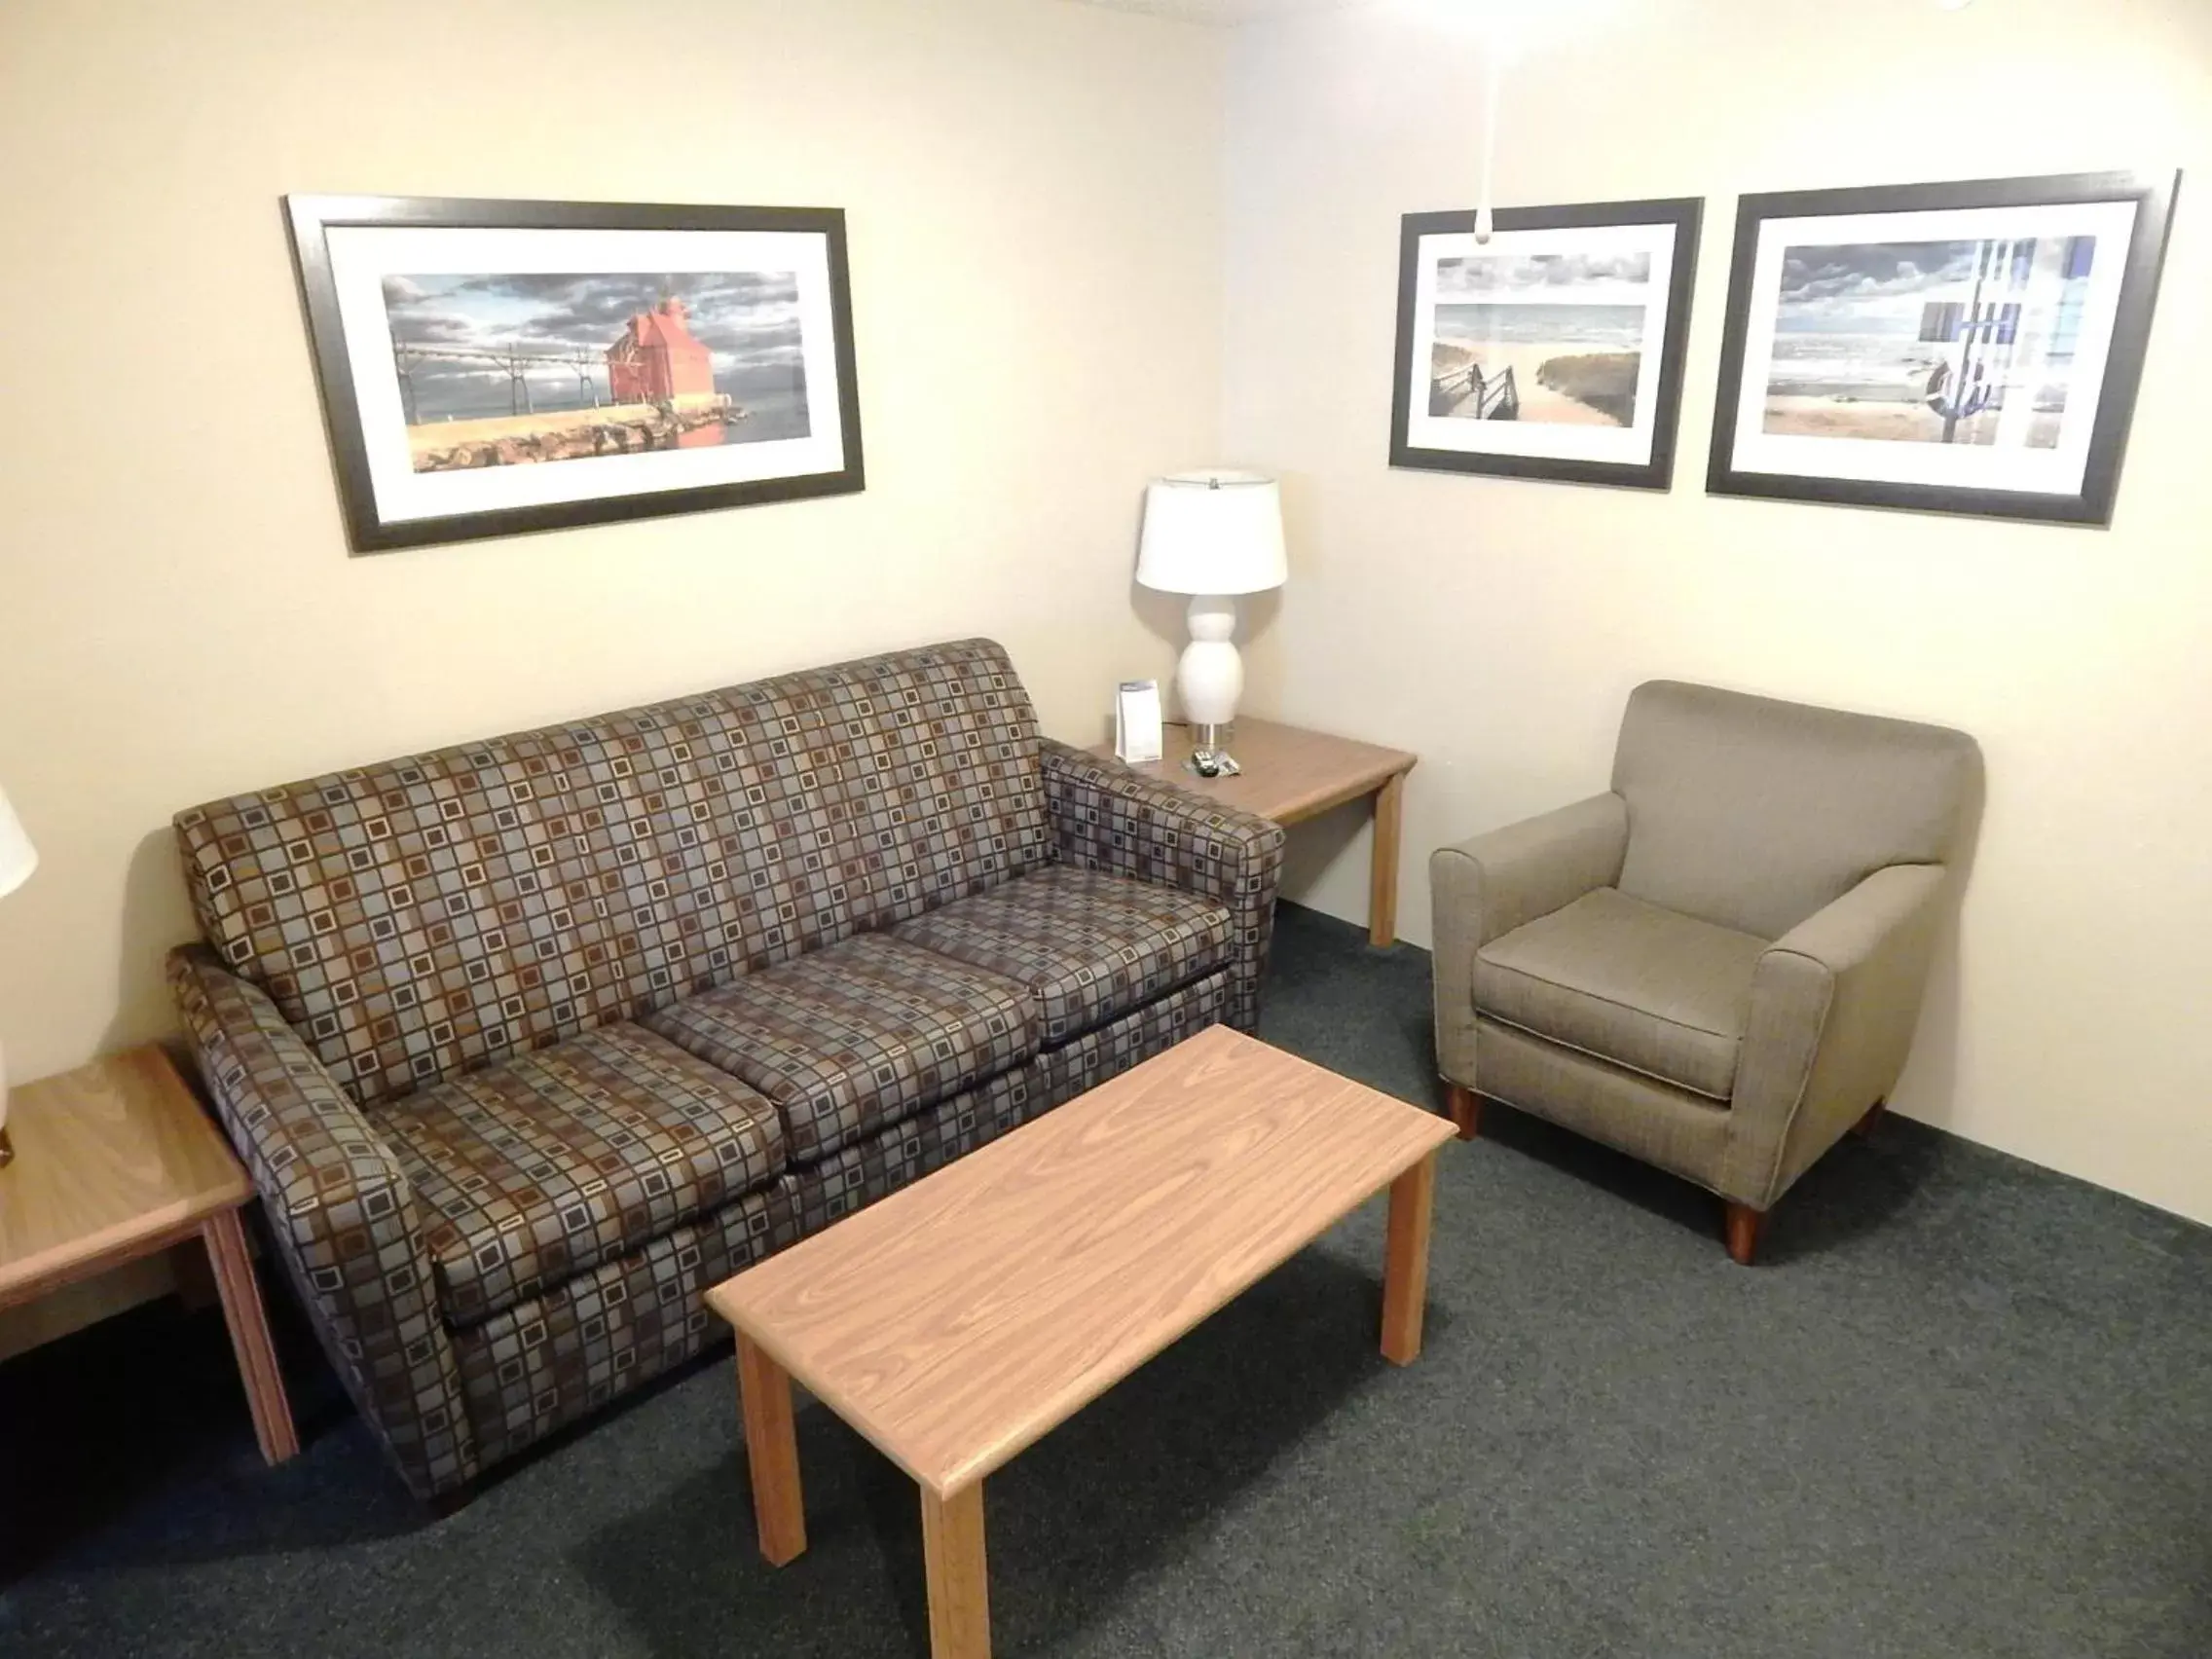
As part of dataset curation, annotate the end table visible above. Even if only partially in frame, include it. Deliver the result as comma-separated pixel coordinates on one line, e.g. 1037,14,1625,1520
1088,717,1419,946
0,1046,298,1465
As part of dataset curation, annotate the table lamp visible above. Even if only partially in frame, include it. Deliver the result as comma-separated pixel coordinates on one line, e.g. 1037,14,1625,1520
0,783,37,1166
1136,471,1287,773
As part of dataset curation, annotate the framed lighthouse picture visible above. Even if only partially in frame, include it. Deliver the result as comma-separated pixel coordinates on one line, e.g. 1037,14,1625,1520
1707,170,2178,526
284,195,865,553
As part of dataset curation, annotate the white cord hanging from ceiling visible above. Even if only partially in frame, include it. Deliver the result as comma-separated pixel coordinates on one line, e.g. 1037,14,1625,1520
1474,30,1506,243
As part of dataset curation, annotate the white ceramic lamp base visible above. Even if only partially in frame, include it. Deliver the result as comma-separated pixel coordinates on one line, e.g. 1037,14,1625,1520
1176,594,1245,761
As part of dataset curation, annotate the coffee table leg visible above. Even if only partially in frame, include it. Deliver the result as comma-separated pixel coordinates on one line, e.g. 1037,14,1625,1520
202,1208,299,1464
922,1481,990,1659
1380,1152,1437,1365
736,1332,807,1565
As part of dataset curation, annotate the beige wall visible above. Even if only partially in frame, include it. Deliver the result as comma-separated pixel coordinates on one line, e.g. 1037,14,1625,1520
0,0,1221,1082
1225,0,2212,1222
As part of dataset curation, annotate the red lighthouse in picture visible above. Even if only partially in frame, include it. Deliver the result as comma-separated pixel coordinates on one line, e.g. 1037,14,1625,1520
606,296,717,406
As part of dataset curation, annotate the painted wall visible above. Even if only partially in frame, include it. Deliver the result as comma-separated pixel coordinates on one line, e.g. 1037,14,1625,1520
1224,0,2212,1222
0,0,1221,1083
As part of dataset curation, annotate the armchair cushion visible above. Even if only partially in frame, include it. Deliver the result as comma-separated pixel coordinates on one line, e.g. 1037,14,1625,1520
1475,887,1768,1101
896,864,1232,1045
643,932,1037,1164
378,1021,786,1327
1612,681,1980,940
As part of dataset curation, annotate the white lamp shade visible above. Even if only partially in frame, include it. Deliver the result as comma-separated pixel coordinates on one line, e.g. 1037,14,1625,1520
0,785,36,902
1135,471,1288,597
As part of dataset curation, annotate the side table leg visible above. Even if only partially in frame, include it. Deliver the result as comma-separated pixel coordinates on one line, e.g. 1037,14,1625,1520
922,1481,990,1659
736,1332,808,1565
202,1209,299,1464
1380,1152,1437,1366
1369,770,1405,947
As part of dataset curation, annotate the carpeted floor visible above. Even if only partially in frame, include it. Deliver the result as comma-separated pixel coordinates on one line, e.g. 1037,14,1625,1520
3,903,2208,1658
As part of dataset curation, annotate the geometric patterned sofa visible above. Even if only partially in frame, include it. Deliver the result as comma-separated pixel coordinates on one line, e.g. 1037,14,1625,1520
167,639,1285,1503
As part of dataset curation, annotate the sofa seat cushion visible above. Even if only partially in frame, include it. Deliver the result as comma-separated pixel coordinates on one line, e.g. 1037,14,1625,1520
893,864,1233,1045
380,1021,786,1327
1475,888,1768,1101
642,932,1037,1164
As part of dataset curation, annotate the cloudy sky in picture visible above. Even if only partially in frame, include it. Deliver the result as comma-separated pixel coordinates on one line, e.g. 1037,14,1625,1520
1776,240,1986,325
1437,251,1653,307
381,271,805,420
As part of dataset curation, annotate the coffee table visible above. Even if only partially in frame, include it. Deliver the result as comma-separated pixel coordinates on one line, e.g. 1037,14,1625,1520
707,1024,1456,1658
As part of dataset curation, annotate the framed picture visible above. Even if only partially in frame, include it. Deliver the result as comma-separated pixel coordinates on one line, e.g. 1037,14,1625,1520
284,195,865,553
1390,198,1703,491
1707,170,2179,526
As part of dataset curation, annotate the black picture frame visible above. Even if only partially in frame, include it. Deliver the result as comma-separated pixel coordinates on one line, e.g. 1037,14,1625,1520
283,194,866,554
1706,170,2179,526
1389,197,1704,491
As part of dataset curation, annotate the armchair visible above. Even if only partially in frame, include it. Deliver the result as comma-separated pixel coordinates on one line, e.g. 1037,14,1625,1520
1431,682,1980,1263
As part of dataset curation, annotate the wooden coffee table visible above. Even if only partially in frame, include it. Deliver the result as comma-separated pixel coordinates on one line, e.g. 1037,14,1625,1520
708,1025,1456,1658
1087,718,1419,946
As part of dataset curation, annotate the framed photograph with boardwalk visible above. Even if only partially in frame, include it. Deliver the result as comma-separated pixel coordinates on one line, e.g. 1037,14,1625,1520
1390,198,1703,491
284,196,864,553
1707,171,2178,526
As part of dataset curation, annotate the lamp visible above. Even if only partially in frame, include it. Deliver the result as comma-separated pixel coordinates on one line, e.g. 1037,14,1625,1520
1136,471,1287,773
0,784,38,1167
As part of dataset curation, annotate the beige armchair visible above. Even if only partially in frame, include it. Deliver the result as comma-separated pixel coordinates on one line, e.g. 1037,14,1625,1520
1430,682,1980,1263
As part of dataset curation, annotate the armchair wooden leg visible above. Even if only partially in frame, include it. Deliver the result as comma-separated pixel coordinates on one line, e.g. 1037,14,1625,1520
1851,1097,1888,1137
1446,1084,1480,1141
1723,1202,1766,1267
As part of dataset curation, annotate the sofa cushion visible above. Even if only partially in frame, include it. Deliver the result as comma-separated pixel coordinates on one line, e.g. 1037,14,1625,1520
893,864,1232,1044
643,932,1037,1164
380,1021,785,1326
1475,888,1768,1101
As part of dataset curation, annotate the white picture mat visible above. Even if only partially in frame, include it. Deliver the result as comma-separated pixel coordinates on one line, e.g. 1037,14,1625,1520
1728,199,2139,496
1404,221,1679,466
325,225,849,526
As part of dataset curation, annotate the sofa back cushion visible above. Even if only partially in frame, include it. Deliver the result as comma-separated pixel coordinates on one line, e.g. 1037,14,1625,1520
176,639,1047,1107
1611,681,1981,940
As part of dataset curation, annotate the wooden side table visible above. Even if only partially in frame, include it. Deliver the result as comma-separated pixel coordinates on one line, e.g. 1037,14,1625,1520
1088,717,1419,946
0,1046,299,1465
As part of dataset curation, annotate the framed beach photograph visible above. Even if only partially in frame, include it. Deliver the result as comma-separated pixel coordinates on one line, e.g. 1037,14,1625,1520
284,195,865,553
1707,170,2179,526
1390,198,1703,491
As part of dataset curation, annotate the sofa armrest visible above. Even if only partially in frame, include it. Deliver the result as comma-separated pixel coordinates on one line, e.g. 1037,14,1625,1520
1721,865,1951,1209
167,946,475,1499
1040,738,1287,1033
1428,793,1630,1088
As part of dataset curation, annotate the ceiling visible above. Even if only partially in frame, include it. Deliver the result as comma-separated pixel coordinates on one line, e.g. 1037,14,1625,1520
1065,0,1356,23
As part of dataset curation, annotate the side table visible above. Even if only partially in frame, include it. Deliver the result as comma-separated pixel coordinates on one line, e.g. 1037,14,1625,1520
1088,717,1419,946
0,1046,298,1465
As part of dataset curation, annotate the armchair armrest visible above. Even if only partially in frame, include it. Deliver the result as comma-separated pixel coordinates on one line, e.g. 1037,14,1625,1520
1428,793,1629,1087
1040,738,1287,1033
1721,864,1951,1209
167,946,475,1499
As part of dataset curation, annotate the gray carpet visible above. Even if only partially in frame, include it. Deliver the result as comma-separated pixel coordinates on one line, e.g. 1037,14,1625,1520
4,903,2208,1658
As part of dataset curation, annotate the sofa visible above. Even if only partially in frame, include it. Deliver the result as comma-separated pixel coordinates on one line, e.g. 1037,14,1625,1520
167,639,1285,1502
1431,681,1980,1263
